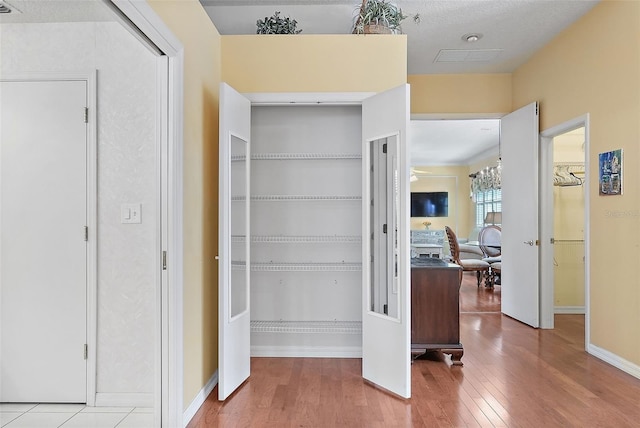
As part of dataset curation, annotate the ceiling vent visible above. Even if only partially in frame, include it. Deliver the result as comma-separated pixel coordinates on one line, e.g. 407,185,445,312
434,49,503,63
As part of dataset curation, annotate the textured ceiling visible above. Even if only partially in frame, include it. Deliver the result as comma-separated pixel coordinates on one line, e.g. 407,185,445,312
410,119,500,166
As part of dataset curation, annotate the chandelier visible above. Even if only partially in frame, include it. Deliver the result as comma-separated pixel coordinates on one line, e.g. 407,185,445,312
470,158,502,196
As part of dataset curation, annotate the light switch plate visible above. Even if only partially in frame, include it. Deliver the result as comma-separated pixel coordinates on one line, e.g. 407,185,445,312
121,203,142,224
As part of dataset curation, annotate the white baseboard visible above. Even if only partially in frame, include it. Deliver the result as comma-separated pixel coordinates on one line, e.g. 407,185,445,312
588,344,640,380
182,370,218,428
251,346,362,358
554,305,585,314
94,392,153,407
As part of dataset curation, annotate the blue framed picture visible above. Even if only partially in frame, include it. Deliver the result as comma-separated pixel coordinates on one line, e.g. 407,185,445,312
598,149,622,195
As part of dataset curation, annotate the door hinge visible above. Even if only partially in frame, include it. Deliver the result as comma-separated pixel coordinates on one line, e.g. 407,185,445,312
550,237,555,244
162,251,167,270
84,107,89,123
382,143,387,154
383,224,387,234
84,344,88,360
84,226,88,242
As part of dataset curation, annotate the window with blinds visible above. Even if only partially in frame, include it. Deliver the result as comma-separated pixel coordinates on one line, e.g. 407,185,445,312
474,189,502,227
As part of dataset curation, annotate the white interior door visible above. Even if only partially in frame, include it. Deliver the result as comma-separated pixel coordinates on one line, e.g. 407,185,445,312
218,83,251,400
362,84,411,398
0,79,87,402
501,102,540,327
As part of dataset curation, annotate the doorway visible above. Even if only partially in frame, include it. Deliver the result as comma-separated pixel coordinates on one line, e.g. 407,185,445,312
540,115,590,336
551,127,586,315
409,118,502,313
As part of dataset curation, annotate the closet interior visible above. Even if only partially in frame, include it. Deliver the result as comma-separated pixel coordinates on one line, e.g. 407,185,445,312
246,104,364,356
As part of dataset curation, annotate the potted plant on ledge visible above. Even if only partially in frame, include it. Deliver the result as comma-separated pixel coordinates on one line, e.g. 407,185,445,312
353,0,407,34
256,11,302,34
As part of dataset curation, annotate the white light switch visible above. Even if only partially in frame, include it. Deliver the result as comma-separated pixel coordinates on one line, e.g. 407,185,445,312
121,203,142,224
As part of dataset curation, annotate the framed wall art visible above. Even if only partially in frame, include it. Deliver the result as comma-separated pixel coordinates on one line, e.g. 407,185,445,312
598,149,623,195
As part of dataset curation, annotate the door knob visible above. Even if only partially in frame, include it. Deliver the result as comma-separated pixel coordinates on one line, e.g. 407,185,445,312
524,240,534,246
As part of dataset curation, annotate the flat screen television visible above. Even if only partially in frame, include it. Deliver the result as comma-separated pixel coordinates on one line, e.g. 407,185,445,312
411,192,448,217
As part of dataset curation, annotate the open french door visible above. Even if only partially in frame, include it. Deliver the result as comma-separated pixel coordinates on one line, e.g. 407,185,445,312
362,85,411,398
500,102,540,327
218,83,251,400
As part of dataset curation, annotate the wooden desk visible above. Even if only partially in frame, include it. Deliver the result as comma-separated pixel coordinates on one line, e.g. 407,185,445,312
411,258,464,366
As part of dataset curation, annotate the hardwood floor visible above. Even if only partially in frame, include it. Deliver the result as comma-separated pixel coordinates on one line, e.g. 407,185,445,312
459,271,501,313
188,274,640,427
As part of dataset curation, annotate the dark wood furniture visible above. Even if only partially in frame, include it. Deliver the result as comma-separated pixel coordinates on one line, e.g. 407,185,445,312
411,257,464,366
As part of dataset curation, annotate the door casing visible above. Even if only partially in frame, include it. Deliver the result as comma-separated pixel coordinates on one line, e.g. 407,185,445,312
539,115,591,333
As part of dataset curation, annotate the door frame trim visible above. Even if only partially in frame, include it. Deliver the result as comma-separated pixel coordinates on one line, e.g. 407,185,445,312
109,2,184,426
1,71,98,404
539,115,590,337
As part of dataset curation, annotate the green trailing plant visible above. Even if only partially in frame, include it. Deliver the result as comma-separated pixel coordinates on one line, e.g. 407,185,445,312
353,0,407,34
256,11,302,34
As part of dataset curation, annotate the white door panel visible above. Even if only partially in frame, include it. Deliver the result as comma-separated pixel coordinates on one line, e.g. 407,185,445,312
362,84,411,398
1,80,87,402
218,83,251,400
501,102,540,327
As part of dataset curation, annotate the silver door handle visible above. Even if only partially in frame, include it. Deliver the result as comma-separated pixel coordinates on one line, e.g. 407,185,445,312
214,255,220,260
524,240,534,246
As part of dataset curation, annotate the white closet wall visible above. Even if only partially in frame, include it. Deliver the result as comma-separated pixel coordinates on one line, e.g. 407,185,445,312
249,105,363,356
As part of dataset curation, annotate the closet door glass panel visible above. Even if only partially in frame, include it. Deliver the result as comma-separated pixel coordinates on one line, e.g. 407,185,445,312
369,135,399,320
231,135,249,319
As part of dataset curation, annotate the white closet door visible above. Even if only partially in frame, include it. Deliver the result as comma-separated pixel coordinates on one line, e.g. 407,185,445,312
501,102,540,327
0,79,87,402
218,83,251,400
361,84,411,398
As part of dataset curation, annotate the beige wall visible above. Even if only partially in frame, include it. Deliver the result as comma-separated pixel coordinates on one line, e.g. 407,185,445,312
513,1,640,364
410,166,472,238
408,74,512,114
147,0,222,408
222,35,407,92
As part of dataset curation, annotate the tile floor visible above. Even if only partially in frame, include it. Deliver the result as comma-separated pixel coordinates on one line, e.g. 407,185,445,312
0,403,154,428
